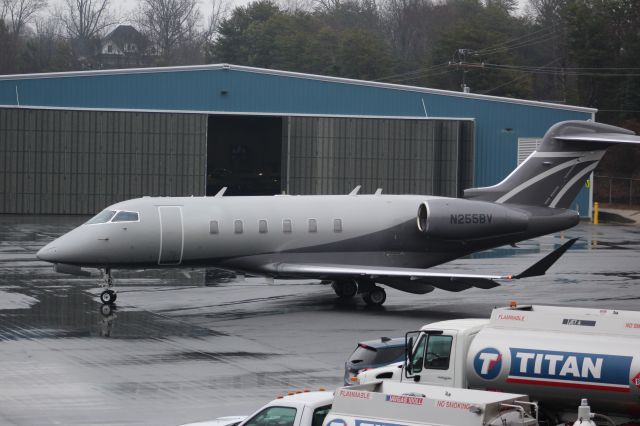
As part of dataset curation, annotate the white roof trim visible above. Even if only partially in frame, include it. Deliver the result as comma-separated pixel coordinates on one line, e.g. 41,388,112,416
0,63,597,114
0,104,476,121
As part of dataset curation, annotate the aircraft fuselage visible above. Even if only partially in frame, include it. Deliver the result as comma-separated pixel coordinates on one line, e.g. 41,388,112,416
37,194,578,276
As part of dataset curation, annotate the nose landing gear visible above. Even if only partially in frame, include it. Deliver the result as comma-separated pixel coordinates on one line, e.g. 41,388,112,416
99,268,117,305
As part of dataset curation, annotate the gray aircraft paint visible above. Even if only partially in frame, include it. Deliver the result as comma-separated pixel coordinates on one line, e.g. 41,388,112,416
37,121,640,298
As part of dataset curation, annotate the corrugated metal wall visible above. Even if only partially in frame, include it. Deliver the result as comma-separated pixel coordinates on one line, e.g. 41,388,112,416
0,108,206,214
284,117,474,196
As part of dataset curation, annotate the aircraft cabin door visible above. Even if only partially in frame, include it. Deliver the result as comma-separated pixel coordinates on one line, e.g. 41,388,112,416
158,206,184,265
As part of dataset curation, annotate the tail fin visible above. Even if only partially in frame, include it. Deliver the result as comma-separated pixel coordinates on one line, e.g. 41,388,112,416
464,120,640,208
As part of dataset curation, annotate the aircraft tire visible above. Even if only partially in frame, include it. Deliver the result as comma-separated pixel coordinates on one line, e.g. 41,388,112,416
363,287,386,306
332,280,358,299
100,290,116,305
100,303,114,316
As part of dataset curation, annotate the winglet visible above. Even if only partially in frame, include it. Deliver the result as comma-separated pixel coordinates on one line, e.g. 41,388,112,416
349,185,362,195
513,238,578,279
374,188,383,195
214,187,228,197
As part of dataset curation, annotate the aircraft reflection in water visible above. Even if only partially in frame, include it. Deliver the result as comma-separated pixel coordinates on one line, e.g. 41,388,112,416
38,121,640,306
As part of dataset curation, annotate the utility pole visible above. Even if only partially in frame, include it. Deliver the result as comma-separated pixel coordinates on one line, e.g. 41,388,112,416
449,49,484,93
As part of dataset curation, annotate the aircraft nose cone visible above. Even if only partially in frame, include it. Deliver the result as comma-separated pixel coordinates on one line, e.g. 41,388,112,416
37,241,60,263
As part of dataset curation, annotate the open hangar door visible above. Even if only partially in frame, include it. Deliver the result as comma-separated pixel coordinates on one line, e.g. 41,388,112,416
205,114,474,197
206,115,283,196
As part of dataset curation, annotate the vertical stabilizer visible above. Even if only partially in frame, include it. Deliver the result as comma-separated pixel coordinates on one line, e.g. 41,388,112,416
464,121,640,209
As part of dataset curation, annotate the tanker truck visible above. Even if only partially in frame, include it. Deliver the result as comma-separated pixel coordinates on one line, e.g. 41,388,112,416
356,304,640,424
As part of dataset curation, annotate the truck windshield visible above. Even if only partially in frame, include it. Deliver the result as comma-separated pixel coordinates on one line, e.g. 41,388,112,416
244,406,297,426
410,333,453,372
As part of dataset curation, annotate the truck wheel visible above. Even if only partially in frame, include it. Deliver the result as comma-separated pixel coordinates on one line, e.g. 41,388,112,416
363,287,386,306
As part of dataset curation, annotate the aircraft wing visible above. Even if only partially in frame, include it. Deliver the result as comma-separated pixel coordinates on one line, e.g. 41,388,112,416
266,238,577,292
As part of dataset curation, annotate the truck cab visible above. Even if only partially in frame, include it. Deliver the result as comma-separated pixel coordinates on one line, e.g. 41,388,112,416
357,318,488,388
182,391,333,426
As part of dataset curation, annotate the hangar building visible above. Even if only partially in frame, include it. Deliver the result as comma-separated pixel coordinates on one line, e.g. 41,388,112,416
0,64,595,216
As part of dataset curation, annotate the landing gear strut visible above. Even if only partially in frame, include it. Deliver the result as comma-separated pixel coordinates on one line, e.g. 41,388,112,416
99,268,117,305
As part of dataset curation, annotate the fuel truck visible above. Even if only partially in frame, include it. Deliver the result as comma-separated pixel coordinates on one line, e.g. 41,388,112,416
356,305,640,423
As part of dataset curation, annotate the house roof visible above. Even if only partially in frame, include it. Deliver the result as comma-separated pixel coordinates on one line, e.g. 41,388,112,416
103,25,146,50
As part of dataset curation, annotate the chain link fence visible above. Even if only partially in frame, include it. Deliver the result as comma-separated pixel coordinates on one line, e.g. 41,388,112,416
594,175,640,207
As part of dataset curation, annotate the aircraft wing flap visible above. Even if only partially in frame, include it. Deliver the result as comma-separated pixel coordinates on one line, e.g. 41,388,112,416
269,262,508,281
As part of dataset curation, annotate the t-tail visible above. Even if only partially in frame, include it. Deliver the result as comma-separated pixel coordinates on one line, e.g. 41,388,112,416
464,120,640,208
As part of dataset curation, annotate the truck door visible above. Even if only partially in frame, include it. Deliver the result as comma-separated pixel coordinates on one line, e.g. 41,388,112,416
158,206,184,265
408,330,457,386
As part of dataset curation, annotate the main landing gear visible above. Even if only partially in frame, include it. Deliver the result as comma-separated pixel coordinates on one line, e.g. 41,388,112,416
99,268,117,305
331,279,387,306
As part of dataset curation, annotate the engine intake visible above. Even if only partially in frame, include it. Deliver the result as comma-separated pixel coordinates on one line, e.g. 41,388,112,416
417,198,529,240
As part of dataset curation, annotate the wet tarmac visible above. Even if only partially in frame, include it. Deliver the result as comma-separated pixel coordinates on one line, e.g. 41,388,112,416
0,215,639,425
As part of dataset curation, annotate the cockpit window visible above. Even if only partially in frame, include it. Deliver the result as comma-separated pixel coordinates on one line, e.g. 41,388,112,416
112,211,139,222
86,210,117,224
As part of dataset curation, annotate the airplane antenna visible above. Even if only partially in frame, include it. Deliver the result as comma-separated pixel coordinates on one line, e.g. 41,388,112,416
349,185,361,195
374,188,383,195
214,187,228,197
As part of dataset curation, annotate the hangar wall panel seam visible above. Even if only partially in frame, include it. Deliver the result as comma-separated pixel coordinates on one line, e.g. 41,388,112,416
0,108,207,214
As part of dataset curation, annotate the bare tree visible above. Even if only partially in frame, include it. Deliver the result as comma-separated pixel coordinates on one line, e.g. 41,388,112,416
1,1,8,22
137,0,202,61
202,0,231,42
57,0,114,41
2,0,47,36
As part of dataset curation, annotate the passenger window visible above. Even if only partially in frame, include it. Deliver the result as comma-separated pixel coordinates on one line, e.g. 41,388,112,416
259,219,268,233
283,219,292,233
333,218,342,232
308,218,317,233
209,220,219,234
111,211,139,222
424,335,453,370
311,405,332,426
86,209,116,224
234,220,243,234
243,406,297,426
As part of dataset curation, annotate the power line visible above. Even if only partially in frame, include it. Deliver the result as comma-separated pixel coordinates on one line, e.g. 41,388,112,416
374,62,449,82
480,58,561,95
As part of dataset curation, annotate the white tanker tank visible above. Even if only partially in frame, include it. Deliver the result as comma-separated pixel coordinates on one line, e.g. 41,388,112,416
356,305,640,423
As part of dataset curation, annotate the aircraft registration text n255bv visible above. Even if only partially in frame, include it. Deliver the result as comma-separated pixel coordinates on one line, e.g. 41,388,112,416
450,214,493,225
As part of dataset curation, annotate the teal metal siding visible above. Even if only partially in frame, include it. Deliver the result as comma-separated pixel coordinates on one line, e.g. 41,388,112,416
0,66,593,213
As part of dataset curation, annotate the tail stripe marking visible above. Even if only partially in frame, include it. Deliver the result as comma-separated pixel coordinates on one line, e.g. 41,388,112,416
548,162,600,208
495,151,604,204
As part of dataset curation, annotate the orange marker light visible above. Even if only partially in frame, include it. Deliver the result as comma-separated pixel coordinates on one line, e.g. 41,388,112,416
510,301,517,308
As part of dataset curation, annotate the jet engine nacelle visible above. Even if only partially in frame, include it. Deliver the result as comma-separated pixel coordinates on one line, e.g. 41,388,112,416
417,198,529,240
